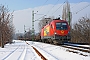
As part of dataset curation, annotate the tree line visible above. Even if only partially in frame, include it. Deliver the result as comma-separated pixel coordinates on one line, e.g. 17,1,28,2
71,17,90,44
0,5,14,48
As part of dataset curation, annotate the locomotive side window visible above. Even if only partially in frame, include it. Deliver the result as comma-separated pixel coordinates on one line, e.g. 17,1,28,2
56,22,67,30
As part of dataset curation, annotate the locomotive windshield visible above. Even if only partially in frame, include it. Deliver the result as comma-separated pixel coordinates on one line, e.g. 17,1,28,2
56,22,67,30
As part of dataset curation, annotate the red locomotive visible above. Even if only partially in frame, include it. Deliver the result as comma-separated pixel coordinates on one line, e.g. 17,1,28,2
41,18,71,44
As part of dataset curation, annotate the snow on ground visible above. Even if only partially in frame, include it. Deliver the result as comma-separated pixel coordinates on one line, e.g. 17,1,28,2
0,40,90,60
29,41,90,60
0,40,41,60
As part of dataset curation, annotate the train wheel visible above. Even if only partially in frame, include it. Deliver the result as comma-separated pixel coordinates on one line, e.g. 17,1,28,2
41,39,45,43
53,40,58,45
47,39,52,44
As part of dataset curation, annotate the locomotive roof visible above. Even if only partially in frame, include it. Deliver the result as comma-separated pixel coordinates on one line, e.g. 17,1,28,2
41,19,68,29
52,19,67,22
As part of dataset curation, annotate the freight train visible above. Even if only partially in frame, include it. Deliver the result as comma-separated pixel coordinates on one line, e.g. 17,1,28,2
40,18,71,44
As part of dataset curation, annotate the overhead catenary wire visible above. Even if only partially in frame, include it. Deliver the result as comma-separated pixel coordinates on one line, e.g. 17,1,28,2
36,0,89,21
37,0,48,13
45,0,60,15
36,0,60,21
36,0,66,21
70,0,90,15
35,15,46,21
51,0,66,16
74,4,90,14
70,0,83,9
34,0,48,21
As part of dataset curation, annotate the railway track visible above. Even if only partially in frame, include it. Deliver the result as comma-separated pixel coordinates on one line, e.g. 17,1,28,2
27,41,90,57
27,41,90,58
2,41,89,60
2,41,41,60
32,46,47,60
26,42,59,60
2,45,26,60
60,43,90,56
26,42,47,60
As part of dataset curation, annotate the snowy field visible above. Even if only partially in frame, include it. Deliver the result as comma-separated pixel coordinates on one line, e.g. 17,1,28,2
0,40,90,60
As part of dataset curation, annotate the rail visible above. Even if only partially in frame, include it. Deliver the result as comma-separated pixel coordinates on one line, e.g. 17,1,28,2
26,42,47,60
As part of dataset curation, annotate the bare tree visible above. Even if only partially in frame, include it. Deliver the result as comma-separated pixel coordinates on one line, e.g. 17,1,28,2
62,1,72,26
0,5,14,48
71,17,90,44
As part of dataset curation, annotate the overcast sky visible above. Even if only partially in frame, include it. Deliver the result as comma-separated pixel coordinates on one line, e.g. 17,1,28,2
0,0,90,33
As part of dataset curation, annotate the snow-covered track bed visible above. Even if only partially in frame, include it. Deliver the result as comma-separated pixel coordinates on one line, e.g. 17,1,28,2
26,42,47,60
26,42,59,60
0,40,90,60
64,43,90,50
0,40,41,60
2,45,26,60
60,43,90,56
33,45,60,60
27,41,90,60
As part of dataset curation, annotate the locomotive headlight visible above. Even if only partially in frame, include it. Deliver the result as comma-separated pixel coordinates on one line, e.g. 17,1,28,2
55,32,57,34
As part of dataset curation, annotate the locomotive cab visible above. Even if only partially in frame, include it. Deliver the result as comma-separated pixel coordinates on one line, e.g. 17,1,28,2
54,21,71,40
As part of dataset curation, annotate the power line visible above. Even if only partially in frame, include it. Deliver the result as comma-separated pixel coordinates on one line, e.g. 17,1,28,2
36,0,66,21
74,4,90,14
70,0,90,15
45,0,60,15
36,0,66,20
35,15,46,21
71,0,83,9
37,0,48,13
51,0,66,16
36,0,60,21
34,0,48,21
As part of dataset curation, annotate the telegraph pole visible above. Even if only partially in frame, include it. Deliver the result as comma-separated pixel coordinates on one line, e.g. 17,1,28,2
68,11,70,26
32,10,34,41
24,25,26,41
